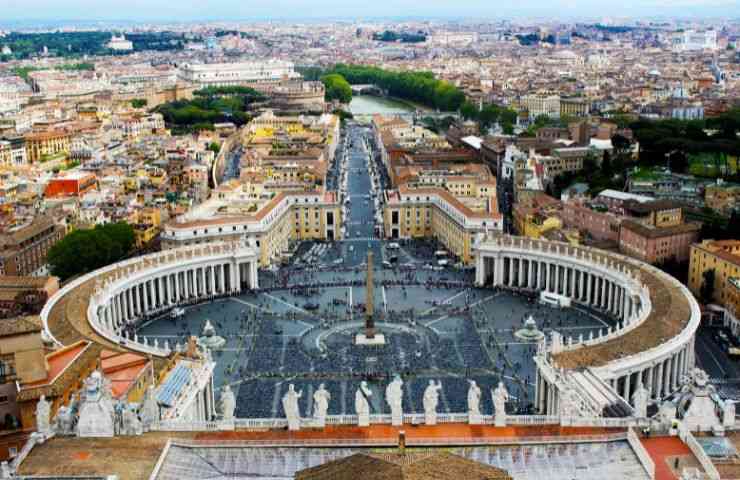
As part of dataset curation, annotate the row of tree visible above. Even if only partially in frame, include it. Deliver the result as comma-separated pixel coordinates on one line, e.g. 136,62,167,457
48,223,135,281
324,64,466,112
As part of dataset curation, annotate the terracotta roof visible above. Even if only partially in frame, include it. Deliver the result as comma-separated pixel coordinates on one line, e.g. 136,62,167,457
18,340,101,401
0,276,54,289
0,315,42,337
620,220,702,239
100,350,151,399
296,452,512,480
1,216,57,246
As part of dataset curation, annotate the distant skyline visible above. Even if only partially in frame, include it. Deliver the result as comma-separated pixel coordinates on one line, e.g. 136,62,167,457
0,0,738,23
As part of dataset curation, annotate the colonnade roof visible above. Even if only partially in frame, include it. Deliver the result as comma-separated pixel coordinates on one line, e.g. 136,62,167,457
553,259,692,369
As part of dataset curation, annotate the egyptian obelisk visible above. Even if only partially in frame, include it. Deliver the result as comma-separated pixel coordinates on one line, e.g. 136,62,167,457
356,249,385,345
365,251,375,338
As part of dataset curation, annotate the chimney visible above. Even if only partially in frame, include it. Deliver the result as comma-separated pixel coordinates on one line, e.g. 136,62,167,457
398,430,406,453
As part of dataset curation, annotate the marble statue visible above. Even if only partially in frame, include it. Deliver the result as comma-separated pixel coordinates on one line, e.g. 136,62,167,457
121,404,143,436
312,384,331,428
679,368,726,432
631,380,649,418
220,385,236,421
467,380,482,425
355,381,372,427
282,384,302,431
77,371,115,437
723,401,736,429
385,375,404,426
100,374,115,420
492,382,509,427
53,405,75,436
423,380,442,425
139,386,159,432
558,388,578,418
35,395,51,436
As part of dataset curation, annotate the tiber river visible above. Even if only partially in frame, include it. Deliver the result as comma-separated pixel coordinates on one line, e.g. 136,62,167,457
348,95,415,116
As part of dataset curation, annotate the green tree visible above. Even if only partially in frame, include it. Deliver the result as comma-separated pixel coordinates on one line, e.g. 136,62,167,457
47,222,134,281
131,98,148,109
460,101,478,120
320,74,353,104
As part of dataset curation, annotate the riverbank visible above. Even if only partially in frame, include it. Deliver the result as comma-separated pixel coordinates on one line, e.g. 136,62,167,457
349,95,415,116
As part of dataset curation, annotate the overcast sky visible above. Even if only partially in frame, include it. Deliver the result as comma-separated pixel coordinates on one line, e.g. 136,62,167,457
0,0,737,21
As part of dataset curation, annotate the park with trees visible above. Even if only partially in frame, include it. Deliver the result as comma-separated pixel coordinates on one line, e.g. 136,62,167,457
154,86,265,134
0,31,186,61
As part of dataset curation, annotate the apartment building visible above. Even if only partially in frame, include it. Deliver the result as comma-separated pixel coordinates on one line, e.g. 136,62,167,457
383,172,503,264
0,216,66,276
161,188,343,267
689,240,740,308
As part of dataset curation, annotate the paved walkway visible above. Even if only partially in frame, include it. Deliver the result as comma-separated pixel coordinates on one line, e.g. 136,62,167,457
641,435,700,480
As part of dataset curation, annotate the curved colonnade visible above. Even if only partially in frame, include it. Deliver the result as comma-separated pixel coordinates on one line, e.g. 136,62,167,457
474,235,701,415
41,242,259,358
40,234,700,421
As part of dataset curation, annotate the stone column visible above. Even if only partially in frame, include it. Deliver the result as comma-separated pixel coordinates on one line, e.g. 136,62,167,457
210,266,216,295
528,259,534,289
235,263,242,291
624,373,631,402
113,295,121,327
545,263,550,292
133,284,141,314
215,265,221,294
104,305,111,330
476,255,484,286
251,261,258,289
585,272,592,305
160,276,166,306
663,358,672,397
508,257,514,287
174,272,180,301
143,281,150,311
